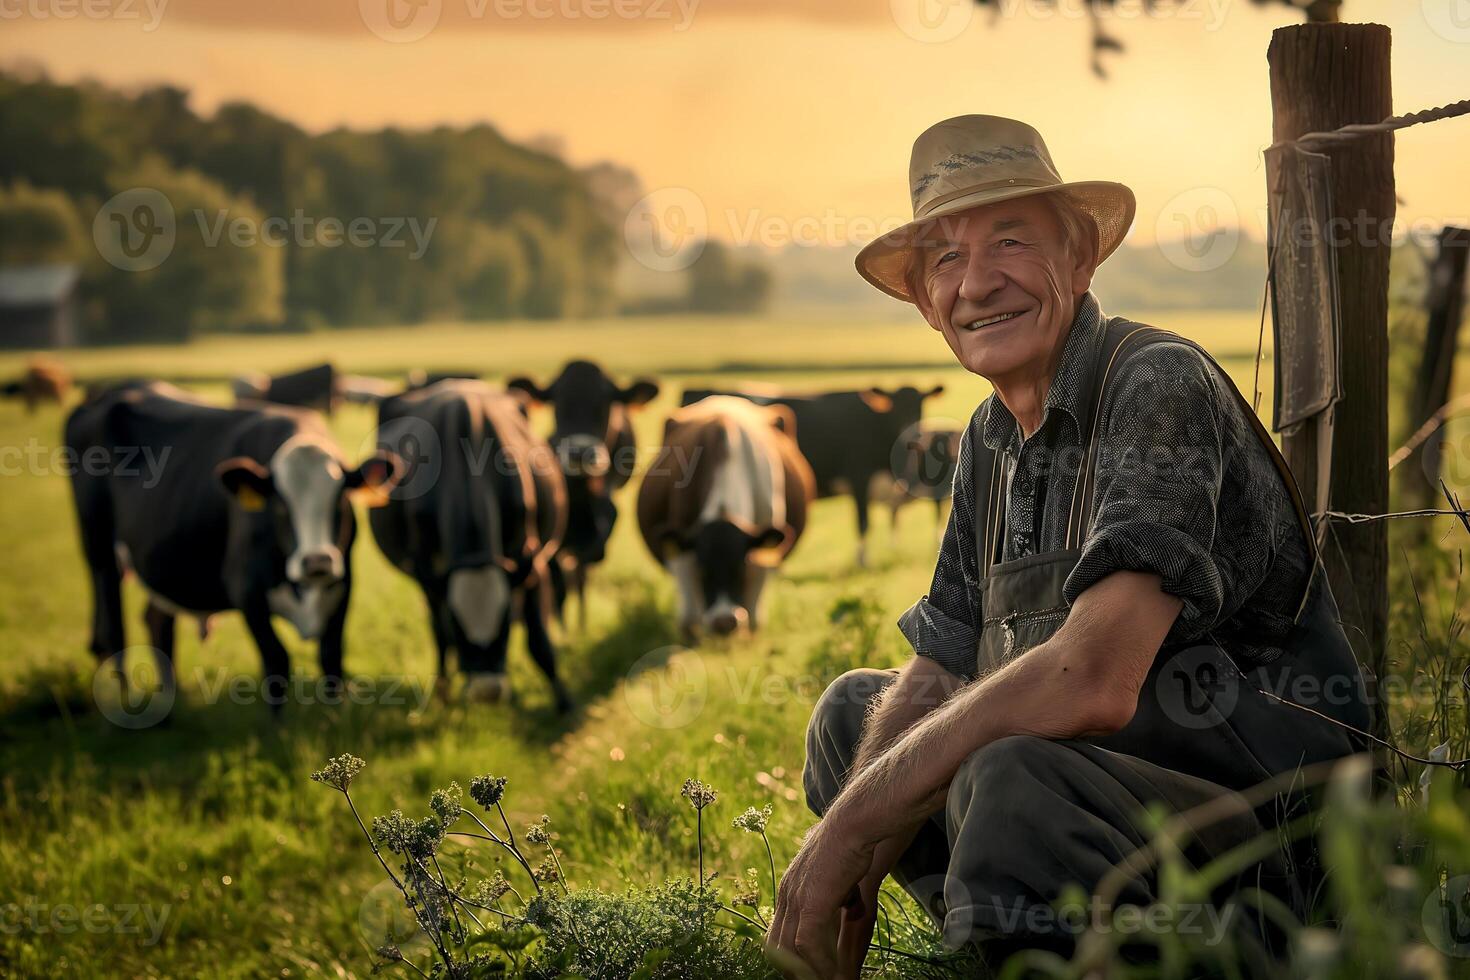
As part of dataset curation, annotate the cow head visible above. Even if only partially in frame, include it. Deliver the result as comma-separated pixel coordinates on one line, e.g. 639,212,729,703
217,437,402,591
509,361,658,564
661,517,788,636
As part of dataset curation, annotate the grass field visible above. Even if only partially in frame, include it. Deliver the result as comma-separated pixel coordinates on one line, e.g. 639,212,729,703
1,309,1466,978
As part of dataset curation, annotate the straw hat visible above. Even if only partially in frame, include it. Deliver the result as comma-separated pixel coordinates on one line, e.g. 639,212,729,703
856,115,1136,303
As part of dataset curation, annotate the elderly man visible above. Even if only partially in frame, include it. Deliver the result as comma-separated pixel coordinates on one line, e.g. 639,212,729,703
768,116,1370,977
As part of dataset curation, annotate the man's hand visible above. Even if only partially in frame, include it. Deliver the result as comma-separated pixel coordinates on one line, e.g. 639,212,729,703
765,813,877,979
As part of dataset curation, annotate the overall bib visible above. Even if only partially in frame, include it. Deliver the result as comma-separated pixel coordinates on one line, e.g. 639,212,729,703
970,316,1370,791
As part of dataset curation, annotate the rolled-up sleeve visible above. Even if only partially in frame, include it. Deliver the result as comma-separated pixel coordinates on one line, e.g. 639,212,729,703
1063,342,1227,644
898,409,983,680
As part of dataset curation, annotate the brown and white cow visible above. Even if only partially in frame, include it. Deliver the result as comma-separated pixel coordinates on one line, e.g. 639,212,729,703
637,396,814,637
680,384,944,565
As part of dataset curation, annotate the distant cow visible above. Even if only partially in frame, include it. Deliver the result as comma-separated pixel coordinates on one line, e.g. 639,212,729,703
637,396,814,637
1,358,72,413
508,361,658,627
885,419,961,542
408,370,480,390
233,363,338,413
680,384,944,564
339,375,398,406
66,382,400,710
369,380,571,710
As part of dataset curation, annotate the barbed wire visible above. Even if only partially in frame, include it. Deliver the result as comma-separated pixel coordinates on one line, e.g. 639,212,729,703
1266,97,1470,153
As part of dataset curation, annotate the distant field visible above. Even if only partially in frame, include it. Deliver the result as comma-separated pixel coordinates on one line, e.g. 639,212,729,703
0,308,1462,977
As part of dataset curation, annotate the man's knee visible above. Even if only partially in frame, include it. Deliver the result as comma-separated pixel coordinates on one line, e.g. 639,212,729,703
948,735,1073,842
802,668,895,816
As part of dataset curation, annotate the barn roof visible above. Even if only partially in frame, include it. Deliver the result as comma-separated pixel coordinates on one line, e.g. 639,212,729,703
0,264,80,308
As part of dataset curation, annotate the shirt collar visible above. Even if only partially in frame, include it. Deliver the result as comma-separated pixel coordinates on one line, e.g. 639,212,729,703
980,290,1106,455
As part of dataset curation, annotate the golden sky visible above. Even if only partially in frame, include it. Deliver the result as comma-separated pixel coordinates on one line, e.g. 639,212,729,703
3,0,1468,247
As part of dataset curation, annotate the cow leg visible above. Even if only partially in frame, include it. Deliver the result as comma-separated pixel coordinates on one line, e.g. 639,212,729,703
425,587,455,700
667,552,701,642
317,578,349,696
74,500,126,664
574,564,588,634
143,601,178,697
524,584,572,713
243,602,293,714
889,496,903,546
853,481,871,567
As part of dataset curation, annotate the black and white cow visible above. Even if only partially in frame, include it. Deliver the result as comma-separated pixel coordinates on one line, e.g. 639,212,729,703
679,384,943,564
508,361,658,627
637,396,813,638
66,382,400,710
369,380,571,709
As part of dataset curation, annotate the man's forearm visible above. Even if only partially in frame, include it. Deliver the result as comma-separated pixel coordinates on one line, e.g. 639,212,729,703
849,656,965,782
831,573,1180,846
836,638,1119,844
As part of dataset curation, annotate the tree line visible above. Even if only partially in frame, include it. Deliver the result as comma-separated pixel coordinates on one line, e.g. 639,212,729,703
0,70,768,344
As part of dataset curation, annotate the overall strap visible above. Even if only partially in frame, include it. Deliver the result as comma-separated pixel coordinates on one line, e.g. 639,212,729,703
972,316,1151,579
1069,324,1320,625
972,412,1010,576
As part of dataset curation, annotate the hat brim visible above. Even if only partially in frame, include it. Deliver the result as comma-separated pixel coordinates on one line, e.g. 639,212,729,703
854,181,1136,304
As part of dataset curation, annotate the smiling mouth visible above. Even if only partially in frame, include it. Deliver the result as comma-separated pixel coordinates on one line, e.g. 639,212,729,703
961,310,1026,331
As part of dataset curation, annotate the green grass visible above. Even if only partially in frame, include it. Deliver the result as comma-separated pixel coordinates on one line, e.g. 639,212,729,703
0,309,1466,978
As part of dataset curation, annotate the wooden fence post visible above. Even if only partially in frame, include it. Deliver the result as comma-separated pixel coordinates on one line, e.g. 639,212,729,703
1405,227,1470,513
1267,24,1394,743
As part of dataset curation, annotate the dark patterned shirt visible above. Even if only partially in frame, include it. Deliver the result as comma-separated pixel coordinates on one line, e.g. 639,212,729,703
897,291,1312,682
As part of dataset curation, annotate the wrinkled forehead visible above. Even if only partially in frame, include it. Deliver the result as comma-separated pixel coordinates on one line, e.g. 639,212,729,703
270,436,345,503
915,196,1063,253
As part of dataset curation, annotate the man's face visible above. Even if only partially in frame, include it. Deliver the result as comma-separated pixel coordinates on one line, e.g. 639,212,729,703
911,195,1098,383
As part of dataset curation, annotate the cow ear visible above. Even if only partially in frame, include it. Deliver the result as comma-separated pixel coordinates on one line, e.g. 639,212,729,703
923,384,945,399
747,525,790,567
506,377,550,405
619,380,660,408
346,450,404,507
217,457,273,512
860,389,894,413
